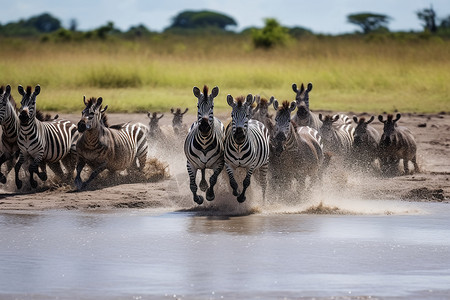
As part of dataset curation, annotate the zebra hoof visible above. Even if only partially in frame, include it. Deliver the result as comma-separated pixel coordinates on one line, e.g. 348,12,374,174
194,195,204,205
232,189,240,197
237,194,246,203
206,188,215,201
199,180,208,192
31,180,38,189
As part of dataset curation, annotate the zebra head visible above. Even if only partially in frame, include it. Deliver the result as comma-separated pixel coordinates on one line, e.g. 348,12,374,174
292,82,313,119
253,95,274,119
0,85,12,123
227,94,254,145
353,115,375,146
147,111,164,137
272,99,296,155
171,107,188,135
193,85,218,136
318,114,340,141
18,85,40,125
378,113,401,147
78,96,108,133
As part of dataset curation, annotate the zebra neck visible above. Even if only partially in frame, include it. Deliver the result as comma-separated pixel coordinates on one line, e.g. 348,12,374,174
83,126,103,146
284,125,298,151
1,105,19,140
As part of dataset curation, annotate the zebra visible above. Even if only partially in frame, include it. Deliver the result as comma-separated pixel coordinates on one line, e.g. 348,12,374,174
378,113,419,175
171,107,189,136
224,94,270,203
147,111,164,139
291,82,322,130
352,115,381,171
15,85,79,189
318,114,354,158
0,85,20,184
184,85,225,205
75,96,149,190
251,95,275,136
270,100,323,190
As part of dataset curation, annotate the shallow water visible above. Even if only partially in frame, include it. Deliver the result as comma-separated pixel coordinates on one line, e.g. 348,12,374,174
1,201,450,299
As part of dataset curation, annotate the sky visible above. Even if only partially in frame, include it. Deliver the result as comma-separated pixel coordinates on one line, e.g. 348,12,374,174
1,0,450,34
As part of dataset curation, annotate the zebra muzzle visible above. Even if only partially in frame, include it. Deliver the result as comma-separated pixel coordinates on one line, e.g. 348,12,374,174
77,120,87,133
19,110,29,123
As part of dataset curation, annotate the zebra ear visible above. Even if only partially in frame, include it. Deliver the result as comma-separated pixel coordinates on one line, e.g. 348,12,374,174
353,116,358,123
268,96,274,106
193,86,201,98
226,95,234,107
83,95,87,106
273,100,279,111
147,111,151,118
289,101,296,112
101,105,108,113
170,108,175,114
5,84,11,94
319,113,323,122
254,95,261,105
96,97,103,108
367,115,375,124
18,85,25,96
183,108,189,114
34,85,40,96
378,115,384,123
246,94,254,106
211,86,219,98
307,82,313,92
394,113,401,122
292,83,298,93
159,113,164,119
332,115,339,122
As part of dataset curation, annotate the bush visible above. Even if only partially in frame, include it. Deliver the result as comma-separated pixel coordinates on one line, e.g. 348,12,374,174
252,18,290,49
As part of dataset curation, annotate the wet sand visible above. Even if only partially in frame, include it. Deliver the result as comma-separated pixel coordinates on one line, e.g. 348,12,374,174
0,111,449,211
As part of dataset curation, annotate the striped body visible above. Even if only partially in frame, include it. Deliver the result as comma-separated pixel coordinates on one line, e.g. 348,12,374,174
352,116,381,169
15,85,78,189
319,114,354,157
271,100,323,191
75,96,148,190
224,94,270,203
0,85,20,183
184,85,224,205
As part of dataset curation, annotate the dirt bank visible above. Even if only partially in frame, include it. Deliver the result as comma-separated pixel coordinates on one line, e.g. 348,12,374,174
0,112,449,211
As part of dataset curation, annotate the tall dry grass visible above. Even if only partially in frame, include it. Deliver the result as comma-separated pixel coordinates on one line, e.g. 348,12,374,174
0,35,448,113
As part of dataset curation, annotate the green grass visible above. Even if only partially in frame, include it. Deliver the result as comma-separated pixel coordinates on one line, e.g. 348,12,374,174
0,35,449,114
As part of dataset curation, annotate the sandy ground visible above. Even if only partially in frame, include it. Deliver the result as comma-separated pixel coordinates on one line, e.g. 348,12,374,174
0,111,448,211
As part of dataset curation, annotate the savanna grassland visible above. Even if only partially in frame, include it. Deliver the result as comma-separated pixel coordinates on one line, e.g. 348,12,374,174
0,35,449,114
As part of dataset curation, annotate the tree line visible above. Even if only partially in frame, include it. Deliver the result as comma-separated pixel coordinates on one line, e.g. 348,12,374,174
1,6,449,47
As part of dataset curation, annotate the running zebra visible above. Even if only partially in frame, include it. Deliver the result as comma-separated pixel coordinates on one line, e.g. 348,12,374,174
251,95,275,136
75,96,149,190
291,82,322,130
0,85,20,184
270,100,323,190
318,114,354,158
171,107,189,136
224,94,270,203
184,85,225,205
15,85,79,189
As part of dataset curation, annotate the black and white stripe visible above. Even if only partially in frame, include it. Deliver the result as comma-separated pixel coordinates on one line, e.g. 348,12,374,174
224,94,270,203
184,85,225,205
0,85,20,184
75,96,149,190
319,113,354,158
15,85,79,189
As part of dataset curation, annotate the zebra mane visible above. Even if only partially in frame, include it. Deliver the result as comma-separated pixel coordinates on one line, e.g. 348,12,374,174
357,117,366,124
26,86,32,95
386,114,394,122
235,96,245,107
35,110,47,122
322,115,336,124
259,97,269,105
202,85,209,101
279,100,291,111
86,97,98,108
85,97,110,127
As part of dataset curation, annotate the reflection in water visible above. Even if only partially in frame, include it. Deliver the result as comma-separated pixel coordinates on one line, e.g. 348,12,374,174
0,203,449,299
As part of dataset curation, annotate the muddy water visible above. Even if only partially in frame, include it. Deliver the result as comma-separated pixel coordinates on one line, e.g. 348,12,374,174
1,202,450,300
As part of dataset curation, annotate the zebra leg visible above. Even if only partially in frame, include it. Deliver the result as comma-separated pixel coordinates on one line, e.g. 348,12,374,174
206,160,224,201
225,163,240,197
14,153,25,189
187,162,204,205
75,158,86,190
412,156,420,173
61,153,77,182
258,164,268,203
82,162,107,190
48,162,64,180
237,168,254,203
29,159,44,188
0,153,9,183
199,169,208,192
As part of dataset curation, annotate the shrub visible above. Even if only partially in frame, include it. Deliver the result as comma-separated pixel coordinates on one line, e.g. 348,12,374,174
252,18,290,49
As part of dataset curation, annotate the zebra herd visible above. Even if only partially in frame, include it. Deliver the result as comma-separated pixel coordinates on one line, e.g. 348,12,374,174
184,83,420,205
0,84,149,190
0,83,419,202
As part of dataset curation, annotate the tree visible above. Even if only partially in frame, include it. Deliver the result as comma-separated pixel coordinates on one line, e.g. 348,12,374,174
252,18,290,49
347,13,391,34
25,13,61,33
417,6,437,33
166,10,237,31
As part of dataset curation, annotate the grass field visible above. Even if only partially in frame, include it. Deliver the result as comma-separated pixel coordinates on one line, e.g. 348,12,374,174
0,35,449,114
